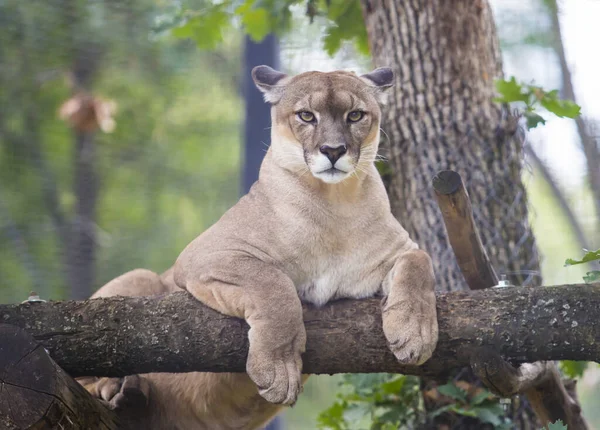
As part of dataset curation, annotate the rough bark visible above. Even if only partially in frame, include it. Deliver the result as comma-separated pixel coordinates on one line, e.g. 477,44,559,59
361,1,542,427
361,0,539,291
0,324,119,430
1,286,599,378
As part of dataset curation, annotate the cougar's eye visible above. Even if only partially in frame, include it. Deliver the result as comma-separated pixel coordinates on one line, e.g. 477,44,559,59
347,110,364,123
297,111,316,123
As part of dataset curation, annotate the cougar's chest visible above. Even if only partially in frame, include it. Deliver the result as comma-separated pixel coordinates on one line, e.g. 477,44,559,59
290,223,396,307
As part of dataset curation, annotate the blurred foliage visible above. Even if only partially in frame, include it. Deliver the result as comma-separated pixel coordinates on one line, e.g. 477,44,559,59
317,375,515,430
317,374,422,430
429,384,510,430
495,77,581,129
0,0,243,302
560,361,589,379
168,0,369,56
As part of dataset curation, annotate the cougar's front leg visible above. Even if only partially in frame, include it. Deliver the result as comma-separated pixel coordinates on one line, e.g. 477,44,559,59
176,257,306,405
382,249,438,365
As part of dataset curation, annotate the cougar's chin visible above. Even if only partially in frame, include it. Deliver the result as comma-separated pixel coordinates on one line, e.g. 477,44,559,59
312,168,352,184
308,152,355,184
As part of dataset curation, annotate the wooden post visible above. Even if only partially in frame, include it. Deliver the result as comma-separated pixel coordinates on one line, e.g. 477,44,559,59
0,324,119,430
432,170,499,290
433,169,588,430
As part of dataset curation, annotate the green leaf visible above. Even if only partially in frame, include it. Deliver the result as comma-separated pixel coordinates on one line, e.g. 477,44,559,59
236,1,272,42
449,406,478,417
322,0,369,56
584,271,600,283
379,375,406,394
317,400,348,430
474,406,503,426
437,383,468,403
540,96,581,118
495,77,529,103
429,405,454,419
470,390,493,406
524,112,546,129
323,24,343,56
342,373,386,395
560,360,588,378
343,403,372,426
565,248,600,266
171,6,231,50
547,419,568,430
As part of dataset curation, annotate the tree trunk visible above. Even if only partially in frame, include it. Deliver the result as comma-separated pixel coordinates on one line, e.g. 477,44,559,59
67,130,98,300
361,0,539,290
361,1,543,428
64,29,104,299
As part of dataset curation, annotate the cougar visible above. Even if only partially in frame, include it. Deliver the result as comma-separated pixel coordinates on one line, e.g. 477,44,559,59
79,66,438,430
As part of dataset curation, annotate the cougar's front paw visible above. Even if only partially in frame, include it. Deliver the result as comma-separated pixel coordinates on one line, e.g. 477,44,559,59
83,375,150,410
246,325,306,406
382,297,438,365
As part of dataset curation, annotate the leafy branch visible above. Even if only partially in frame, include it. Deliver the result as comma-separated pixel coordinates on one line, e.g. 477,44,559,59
495,77,581,129
565,248,600,284
166,0,367,55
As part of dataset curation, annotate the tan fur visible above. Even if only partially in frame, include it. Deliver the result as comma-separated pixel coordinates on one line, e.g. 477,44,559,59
81,68,438,430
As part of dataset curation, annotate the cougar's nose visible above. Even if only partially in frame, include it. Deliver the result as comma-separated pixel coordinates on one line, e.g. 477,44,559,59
319,144,347,165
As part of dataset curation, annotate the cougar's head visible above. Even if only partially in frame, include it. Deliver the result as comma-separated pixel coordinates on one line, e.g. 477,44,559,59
252,66,393,184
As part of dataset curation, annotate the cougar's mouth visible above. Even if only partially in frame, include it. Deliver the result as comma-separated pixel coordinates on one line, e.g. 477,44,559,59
318,167,348,175
312,166,352,184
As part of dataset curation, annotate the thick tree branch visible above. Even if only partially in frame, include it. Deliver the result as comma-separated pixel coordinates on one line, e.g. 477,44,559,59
1,285,598,378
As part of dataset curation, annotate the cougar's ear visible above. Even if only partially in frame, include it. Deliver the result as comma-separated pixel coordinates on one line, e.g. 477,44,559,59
360,67,394,104
252,65,289,104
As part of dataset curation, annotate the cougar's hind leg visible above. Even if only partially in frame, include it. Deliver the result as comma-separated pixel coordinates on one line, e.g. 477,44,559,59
79,268,175,411
91,268,179,299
